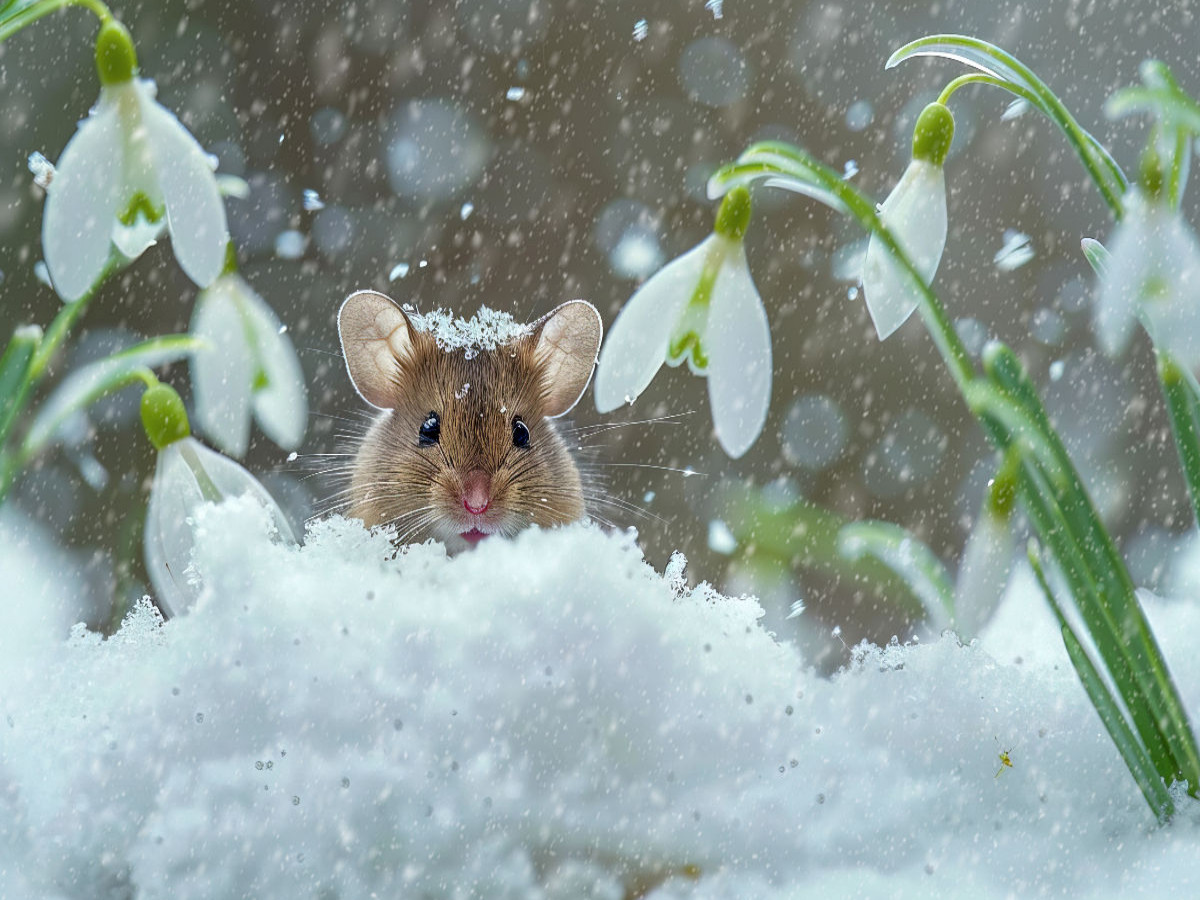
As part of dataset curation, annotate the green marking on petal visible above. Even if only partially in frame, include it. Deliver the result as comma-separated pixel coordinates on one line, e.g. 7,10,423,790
667,331,709,371
252,368,270,391
118,191,165,227
912,102,955,166
95,20,138,86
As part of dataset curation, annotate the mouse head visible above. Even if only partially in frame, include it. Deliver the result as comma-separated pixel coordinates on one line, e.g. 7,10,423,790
338,290,602,547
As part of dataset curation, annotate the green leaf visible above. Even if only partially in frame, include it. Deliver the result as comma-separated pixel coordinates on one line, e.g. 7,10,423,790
837,521,955,627
21,335,205,460
1027,541,1175,822
0,324,42,443
887,34,1128,216
1158,351,1200,529
1,0,72,43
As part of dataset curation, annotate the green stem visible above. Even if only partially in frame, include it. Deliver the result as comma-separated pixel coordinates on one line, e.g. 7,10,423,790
889,34,1127,217
716,145,975,390
0,0,112,43
0,263,114,506
937,73,1011,106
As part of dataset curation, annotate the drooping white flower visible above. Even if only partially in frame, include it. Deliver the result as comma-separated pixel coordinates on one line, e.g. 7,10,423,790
953,466,1017,639
861,102,954,340
1094,188,1200,366
140,384,296,617
190,268,308,457
594,187,771,458
42,21,229,302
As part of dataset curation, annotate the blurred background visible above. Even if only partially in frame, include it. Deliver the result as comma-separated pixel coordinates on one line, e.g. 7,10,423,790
1,0,1198,661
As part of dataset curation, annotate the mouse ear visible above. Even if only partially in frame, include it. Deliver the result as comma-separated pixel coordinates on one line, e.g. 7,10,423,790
338,290,416,410
532,300,603,418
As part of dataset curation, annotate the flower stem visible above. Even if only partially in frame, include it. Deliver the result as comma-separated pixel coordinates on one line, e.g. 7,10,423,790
889,34,1127,217
0,261,115,506
937,73,1010,106
0,0,113,44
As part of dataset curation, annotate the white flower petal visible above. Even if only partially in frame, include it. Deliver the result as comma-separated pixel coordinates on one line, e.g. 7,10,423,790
1094,192,1153,357
190,277,254,457
143,442,202,617
244,286,308,451
145,437,297,617
42,99,124,302
705,244,771,458
593,237,710,412
138,81,229,289
861,159,947,341
953,507,1013,638
1142,212,1200,368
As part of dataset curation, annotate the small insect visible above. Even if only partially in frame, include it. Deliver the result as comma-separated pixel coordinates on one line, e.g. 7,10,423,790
994,737,1016,778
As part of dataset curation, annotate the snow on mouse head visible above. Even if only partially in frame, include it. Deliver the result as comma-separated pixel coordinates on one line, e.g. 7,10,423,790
338,290,602,549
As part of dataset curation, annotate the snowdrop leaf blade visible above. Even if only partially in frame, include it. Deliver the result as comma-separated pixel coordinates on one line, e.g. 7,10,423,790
838,520,955,628
244,289,308,451
705,246,771,458
593,240,705,412
861,161,946,340
23,335,202,457
191,281,254,457
141,90,229,289
42,103,124,302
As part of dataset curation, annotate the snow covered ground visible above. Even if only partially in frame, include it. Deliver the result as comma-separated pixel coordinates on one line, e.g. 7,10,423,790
2,498,1200,898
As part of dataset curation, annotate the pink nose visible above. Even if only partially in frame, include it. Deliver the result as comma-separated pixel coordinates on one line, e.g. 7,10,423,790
462,471,491,516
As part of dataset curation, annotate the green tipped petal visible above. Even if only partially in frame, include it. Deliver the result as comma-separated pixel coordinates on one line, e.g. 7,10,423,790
714,186,752,240
95,20,138,86
141,383,191,450
912,102,955,166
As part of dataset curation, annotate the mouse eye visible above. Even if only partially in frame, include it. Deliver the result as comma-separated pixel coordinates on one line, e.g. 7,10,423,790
418,412,440,447
512,416,530,449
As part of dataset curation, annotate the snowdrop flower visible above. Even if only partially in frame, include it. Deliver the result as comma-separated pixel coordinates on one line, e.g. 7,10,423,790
861,102,954,340
953,462,1017,638
190,255,308,457
141,383,297,617
593,187,771,458
1094,183,1200,367
42,21,229,302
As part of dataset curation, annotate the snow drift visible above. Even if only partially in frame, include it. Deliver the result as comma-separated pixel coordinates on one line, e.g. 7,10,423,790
2,498,1199,898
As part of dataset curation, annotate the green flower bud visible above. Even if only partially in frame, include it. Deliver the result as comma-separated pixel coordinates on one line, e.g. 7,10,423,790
141,383,191,450
95,20,138,87
911,102,955,167
714,186,752,241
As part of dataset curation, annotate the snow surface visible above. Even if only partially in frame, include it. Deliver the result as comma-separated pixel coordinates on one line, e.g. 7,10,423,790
3,499,1200,898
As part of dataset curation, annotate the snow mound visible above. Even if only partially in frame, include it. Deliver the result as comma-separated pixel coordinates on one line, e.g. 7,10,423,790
2,499,1200,898
407,305,530,353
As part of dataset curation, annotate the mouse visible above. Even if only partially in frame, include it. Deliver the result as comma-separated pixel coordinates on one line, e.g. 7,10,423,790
336,290,603,551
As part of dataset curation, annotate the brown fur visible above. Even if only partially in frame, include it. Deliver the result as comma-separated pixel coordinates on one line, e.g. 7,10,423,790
348,326,586,546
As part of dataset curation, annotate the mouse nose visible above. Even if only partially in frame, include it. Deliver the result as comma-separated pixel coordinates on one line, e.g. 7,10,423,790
462,470,491,516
